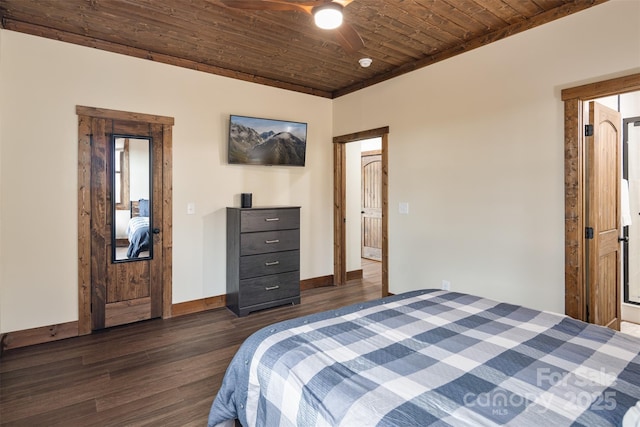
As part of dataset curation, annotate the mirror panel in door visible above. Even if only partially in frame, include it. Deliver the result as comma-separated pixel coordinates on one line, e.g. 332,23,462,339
626,120,640,304
112,136,152,262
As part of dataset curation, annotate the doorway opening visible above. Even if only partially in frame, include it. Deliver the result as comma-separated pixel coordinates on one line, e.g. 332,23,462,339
562,73,640,325
333,127,389,297
344,137,382,285
360,139,383,262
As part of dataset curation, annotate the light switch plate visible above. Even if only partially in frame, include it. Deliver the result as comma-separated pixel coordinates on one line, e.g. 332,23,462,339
187,202,196,215
399,202,409,214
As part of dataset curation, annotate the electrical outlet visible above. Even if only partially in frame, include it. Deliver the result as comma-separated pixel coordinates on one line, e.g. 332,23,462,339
441,280,451,291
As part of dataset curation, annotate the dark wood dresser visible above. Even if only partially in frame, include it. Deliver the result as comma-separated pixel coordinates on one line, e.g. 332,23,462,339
226,206,301,316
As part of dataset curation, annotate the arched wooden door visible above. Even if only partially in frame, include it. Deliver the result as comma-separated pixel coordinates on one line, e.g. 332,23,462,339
586,101,622,329
361,153,382,261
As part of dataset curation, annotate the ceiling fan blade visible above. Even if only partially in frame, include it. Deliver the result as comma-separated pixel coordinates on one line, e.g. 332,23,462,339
334,0,354,7
220,0,324,14
335,21,364,53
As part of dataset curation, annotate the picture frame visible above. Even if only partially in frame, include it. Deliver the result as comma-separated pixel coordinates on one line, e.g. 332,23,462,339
228,115,307,166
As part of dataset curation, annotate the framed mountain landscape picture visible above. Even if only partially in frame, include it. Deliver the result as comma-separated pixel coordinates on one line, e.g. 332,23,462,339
227,115,307,166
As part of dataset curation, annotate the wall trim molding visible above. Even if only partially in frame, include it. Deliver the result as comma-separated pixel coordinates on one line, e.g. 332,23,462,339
172,295,226,317
0,274,343,353
300,274,334,290
1,321,79,354
346,269,363,281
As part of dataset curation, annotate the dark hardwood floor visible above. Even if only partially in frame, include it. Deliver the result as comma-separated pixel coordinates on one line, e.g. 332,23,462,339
0,260,381,426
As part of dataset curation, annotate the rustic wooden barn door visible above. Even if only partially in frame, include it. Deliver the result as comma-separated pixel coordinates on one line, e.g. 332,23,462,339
77,106,173,334
362,152,382,261
586,101,622,330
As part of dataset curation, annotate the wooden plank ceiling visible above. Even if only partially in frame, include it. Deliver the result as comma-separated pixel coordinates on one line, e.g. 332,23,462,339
0,0,605,98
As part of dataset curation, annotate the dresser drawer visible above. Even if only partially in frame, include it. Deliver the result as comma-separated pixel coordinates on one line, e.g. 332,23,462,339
240,209,299,233
239,271,300,307
240,229,300,256
240,250,299,279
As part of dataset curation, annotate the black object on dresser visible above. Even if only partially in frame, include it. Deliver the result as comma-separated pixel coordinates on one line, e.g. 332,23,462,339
226,207,301,316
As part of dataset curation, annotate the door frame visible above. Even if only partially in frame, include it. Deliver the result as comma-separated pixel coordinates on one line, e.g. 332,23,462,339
77,106,174,335
333,127,389,297
562,73,640,321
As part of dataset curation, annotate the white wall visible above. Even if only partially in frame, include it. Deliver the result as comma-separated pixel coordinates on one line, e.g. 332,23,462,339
129,138,150,201
361,138,381,153
0,31,333,333
333,0,640,314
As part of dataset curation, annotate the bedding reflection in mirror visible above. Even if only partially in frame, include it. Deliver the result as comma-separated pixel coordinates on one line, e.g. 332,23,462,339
113,136,152,262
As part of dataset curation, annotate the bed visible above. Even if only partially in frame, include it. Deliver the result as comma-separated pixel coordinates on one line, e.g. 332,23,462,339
125,198,151,258
208,289,640,427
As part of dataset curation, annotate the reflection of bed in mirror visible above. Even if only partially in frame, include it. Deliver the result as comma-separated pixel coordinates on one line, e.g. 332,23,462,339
126,199,151,258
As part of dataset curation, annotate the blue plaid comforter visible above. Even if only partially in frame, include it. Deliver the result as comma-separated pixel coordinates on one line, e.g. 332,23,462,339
208,290,640,426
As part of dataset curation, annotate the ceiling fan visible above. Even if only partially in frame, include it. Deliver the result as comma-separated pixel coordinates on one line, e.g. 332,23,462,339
220,0,365,53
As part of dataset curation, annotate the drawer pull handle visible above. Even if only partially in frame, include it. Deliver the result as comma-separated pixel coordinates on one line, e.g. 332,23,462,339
265,261,280,266
265,239,280,244
265,218,280,222
265,285,280,291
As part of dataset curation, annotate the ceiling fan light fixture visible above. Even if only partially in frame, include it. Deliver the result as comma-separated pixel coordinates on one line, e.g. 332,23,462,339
313,3,343,30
